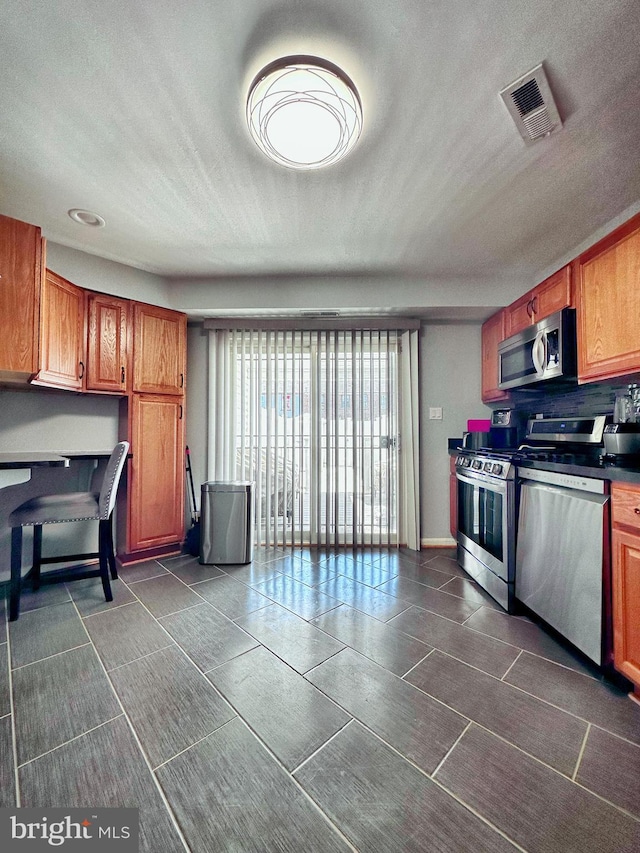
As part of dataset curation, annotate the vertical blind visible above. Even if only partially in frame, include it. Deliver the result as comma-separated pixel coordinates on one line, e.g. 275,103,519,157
207,326,420,549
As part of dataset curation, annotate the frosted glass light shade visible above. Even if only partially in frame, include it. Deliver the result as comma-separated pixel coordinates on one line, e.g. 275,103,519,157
247,56,363,170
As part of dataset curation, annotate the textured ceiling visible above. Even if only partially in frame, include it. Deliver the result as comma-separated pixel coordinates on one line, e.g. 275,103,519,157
1,0,639,314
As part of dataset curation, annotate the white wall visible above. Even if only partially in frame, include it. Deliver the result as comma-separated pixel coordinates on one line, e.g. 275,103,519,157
47,242,171,305
185,324,210,517
419,322,488,545
170,273,522,319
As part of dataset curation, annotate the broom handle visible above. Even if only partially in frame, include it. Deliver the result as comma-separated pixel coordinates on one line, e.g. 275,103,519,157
185,446,199,520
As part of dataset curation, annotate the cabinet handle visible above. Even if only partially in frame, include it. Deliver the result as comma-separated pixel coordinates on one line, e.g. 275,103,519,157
634,507,640,515
121,366,125,384
531,296,538,315
79,360,85,379
179,404,183,420
180,372,184,388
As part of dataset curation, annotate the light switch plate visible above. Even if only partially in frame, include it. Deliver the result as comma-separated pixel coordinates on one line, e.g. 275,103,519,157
429,407,443,420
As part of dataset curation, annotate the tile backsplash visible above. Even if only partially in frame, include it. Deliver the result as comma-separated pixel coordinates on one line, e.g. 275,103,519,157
503,380,635,421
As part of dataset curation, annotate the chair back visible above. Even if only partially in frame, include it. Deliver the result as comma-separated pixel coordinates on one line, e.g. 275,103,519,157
98,441,130,519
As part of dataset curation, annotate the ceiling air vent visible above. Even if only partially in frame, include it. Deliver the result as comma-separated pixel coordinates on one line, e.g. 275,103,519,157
500,63,562,144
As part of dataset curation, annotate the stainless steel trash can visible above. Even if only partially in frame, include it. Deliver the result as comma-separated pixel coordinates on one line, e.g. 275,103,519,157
200,481,254,565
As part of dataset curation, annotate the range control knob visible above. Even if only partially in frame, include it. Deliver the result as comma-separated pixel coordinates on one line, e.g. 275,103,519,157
492,463,503,475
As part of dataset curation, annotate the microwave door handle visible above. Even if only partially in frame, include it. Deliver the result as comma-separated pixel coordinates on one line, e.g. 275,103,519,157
532,330,546,376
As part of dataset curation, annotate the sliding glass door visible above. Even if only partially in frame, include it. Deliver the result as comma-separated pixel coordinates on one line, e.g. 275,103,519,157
219,329,400,546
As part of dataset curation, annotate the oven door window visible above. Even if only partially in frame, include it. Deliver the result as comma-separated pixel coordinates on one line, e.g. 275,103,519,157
458,477,503,562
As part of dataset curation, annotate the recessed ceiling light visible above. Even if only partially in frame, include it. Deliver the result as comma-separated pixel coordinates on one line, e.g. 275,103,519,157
68,208,106,227
246,55,363,170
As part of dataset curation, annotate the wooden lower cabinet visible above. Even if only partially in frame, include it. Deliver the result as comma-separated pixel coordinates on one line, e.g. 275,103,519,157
611,483,640,698
449,455,458,540
124,394,185,555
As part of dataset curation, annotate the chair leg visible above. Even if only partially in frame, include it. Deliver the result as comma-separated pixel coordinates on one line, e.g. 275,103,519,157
10,526,23,621
98,520,113,602
32,525,43,590
106,516,118,580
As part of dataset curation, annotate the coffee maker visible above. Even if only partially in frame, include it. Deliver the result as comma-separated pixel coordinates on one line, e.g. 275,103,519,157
488,409,522,450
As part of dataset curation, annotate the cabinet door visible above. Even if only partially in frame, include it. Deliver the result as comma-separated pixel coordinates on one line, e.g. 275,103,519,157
481,310,509,403
612,528,640,690
0,214,43,382
32,270,85,390
531,265,572,322
577,214,640,382
133,303,186,395
86,293,130,393
127,394,185,551
504,292,535,338
504,265,572,338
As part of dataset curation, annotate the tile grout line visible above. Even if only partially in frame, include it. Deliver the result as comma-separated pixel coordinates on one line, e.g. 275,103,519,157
105,643,177,674
500,648,523,681
430,720,472,778
289,718,355,777
572,723,591,782
17,715,126,769
302,644,348,678
151,714,240,772
65,594,192,853
10,640,92,672
400,646,435,679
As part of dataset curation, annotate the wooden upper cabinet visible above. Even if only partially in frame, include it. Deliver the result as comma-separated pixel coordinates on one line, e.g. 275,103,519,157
0,214,44,382
132,303,186,395
504,265,572,338
481,310,509,403
576,212,640,383
31,270,85,391
86,292,130,393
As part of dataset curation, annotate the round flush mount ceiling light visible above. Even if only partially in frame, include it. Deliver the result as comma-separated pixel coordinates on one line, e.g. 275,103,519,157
68,208,106,227
246,55,363,170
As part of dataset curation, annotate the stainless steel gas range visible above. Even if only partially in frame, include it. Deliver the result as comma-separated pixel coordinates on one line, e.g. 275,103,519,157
454,449,517,612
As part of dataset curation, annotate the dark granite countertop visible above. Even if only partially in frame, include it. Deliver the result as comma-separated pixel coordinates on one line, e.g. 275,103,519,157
448,446,640,485
0,450,116,470
515,457,640,485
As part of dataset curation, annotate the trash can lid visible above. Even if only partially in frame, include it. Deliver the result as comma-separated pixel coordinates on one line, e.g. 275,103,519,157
201,480,254,492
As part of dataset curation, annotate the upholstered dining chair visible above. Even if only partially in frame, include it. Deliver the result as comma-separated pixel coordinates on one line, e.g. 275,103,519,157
8,441,129,621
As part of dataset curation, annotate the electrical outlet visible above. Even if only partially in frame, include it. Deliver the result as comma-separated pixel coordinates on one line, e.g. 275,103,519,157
428,407,443,420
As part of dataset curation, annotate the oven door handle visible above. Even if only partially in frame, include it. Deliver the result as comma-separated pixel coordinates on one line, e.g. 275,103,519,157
532,330,547,377
455,470,507,494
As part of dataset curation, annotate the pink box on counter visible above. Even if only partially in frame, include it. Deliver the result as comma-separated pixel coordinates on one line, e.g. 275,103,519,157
467,419,491,432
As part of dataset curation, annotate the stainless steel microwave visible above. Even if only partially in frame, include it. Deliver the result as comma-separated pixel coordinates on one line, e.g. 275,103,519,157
498,308,576,390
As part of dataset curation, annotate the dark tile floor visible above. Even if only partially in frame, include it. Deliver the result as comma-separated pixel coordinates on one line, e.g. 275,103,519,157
2,546,640,852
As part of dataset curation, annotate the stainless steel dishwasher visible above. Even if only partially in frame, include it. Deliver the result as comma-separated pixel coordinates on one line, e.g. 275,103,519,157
515,467,610,664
